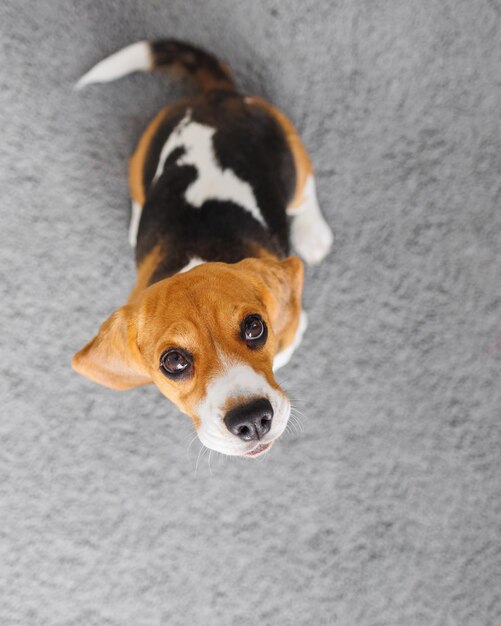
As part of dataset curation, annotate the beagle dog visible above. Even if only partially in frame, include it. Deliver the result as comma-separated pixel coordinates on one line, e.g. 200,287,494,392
72,40,333,457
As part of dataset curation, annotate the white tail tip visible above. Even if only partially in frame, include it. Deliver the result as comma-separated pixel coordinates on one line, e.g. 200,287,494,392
75,41,152,90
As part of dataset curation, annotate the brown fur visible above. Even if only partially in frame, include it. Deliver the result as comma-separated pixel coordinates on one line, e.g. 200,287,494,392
129,107,171,207
72,257,303,426
179,62,235,92
127,245,164,304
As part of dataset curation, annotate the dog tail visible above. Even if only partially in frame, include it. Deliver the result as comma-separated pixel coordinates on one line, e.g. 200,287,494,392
75,39,237,92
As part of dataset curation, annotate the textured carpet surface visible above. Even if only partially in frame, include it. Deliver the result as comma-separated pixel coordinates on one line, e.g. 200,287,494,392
1,1,500,625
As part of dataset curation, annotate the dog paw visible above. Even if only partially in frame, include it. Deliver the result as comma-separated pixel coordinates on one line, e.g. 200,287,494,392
291,210,333,265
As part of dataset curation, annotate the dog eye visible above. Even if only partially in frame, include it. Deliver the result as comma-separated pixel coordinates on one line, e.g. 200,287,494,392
241,314,267,348
160,349,193,378
244,316,264,340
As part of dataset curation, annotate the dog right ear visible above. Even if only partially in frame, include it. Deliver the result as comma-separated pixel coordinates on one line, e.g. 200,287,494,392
72,305,152,390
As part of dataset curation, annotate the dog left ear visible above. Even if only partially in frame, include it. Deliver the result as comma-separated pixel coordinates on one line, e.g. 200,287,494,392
268,256,304,352
240,256,304,353
72,305,152,390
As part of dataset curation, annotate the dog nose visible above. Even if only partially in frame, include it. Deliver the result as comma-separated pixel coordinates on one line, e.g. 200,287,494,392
224,398,273,441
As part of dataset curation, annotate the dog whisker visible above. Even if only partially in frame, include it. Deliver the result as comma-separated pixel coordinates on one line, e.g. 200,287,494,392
288,417,299,434
288,411,304,432
186,433,199,457
290,413,304,430
287,395,308,406
290,403,308,421
195,443,209,475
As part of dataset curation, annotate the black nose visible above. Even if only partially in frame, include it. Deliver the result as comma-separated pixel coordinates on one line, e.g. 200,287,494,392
224,398,274,441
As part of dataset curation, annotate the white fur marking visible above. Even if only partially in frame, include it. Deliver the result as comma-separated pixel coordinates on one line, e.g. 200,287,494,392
153,112,265,225
75,41,152,89
273,310,308,371
289,176,333,265
197,357,290,456
178,257,205,273
128,201,143,248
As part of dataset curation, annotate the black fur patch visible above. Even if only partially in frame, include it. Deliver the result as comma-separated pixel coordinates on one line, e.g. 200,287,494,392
135,91,296,282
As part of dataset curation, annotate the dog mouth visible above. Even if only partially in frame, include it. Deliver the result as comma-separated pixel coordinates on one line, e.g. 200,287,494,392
244,441,273,457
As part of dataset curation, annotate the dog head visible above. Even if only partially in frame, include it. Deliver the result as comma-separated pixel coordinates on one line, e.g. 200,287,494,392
72,256,304,457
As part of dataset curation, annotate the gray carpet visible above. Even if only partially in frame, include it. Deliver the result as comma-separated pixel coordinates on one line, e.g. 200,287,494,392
1,1,500,624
